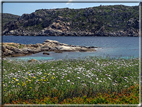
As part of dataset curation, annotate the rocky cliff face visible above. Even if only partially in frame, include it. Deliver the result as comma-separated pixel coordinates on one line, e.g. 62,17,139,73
3,5,139,37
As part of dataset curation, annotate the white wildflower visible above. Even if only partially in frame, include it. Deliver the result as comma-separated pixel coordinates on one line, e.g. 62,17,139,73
108,77,111,80
77,77,80,79
67,80,70,82
92,82,95,84
99,80,102,82
82,83,87,86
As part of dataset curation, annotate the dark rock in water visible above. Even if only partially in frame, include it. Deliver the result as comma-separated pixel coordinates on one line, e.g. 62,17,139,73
28,59,38,62
87,46,97,48
43,52,50,55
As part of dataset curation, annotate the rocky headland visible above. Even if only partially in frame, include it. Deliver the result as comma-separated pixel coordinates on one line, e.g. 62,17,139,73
3,5,139,37
2,39,96,57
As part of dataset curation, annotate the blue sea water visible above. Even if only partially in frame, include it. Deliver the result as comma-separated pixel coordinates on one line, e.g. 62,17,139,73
3,36,139,61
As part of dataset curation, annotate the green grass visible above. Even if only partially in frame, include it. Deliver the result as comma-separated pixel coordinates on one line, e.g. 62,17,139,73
18,44,25,49
2,56,139,104
4,44,25,49
6,44,17,47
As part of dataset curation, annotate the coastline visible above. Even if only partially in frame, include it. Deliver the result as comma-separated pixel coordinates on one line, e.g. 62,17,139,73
2,39,96,58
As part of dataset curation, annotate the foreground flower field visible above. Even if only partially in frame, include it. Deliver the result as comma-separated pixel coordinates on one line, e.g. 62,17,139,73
3,56,139,104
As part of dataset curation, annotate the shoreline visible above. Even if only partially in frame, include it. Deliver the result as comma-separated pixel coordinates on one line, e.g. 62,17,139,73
3,53,139,62
2,39,96,58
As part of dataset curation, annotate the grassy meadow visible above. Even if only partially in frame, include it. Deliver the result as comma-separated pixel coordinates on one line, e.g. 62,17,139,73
2,56,139,104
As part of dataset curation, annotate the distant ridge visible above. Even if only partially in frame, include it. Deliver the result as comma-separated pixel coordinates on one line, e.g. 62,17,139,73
2,5,139,37
2,13,20,28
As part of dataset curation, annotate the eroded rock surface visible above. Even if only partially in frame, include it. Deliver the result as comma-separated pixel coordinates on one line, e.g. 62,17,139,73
2,39,96,57
2,5,139,37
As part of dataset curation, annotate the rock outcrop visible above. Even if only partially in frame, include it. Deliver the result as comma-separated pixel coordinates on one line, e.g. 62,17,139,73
2,5,139,37
2,39,96,57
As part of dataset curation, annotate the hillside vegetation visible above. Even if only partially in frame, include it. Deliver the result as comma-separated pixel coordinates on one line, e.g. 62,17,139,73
2,13,20,28
3,5,139,36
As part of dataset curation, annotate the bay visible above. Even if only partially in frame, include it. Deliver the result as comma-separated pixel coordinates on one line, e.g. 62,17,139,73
3,36,139,61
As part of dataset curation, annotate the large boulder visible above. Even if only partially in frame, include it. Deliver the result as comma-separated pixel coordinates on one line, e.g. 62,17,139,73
41,48,50,51
2,45,7,52
56,46,76,51
12,48,23,53
3,49,14,56
22,48,32,54
28,48,42,53
44,39,59,44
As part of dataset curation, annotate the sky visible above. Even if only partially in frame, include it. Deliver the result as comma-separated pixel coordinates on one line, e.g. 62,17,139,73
2,1,140,16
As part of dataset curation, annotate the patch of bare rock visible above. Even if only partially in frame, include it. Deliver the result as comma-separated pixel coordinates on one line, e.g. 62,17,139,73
2,39,96,57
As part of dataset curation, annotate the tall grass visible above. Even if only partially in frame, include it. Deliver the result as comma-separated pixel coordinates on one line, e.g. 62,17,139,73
2,56,139,104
